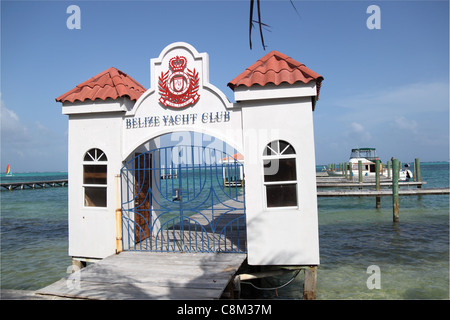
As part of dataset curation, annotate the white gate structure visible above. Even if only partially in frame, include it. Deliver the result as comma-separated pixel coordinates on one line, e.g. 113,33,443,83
57,42,323,266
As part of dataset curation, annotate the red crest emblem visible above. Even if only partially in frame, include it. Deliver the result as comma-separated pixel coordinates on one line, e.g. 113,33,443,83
158,56,200,108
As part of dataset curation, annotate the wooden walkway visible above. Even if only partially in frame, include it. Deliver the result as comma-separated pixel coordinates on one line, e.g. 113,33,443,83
316,180,425,188
0,179,68,190
36,252,246,300
317,188,449,197
316,175,449,197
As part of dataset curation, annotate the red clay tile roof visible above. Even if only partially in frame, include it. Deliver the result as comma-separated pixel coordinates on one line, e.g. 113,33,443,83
228,51,323,99
56,67,146,103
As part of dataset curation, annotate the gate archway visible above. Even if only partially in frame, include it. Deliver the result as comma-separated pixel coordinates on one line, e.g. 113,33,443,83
120,145,246,253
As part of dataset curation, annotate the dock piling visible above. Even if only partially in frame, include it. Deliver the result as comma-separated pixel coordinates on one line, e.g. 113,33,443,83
415,158,421,188
392,159,400,222
375,160,381,208
387,160,391,178
358,160,363,183
303,266,317,300
344,162,348,179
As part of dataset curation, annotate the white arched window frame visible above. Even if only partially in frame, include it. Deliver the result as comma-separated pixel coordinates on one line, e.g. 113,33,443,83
262,140,298,209
83,148,108,208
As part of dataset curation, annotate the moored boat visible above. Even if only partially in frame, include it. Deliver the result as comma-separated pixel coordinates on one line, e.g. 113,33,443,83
327,148,413,181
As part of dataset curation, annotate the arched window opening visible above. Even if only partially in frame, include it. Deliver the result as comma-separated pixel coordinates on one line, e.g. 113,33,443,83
84,148,107,162
263,140,297,208
83,148,107,207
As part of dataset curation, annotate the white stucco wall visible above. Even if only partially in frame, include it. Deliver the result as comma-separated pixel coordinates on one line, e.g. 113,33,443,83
240,95,320,266
66,111,123,259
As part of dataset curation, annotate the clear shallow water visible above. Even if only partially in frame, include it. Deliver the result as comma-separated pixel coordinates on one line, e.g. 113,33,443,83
1,173,71,290
254,162,449,299
1,164,448,299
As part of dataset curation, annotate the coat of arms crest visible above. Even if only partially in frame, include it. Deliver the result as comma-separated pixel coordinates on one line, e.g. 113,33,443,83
158,56,200,108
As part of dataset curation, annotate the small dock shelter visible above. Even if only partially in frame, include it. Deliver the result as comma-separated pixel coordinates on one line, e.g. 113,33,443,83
56,42,323,270
222,153,244,187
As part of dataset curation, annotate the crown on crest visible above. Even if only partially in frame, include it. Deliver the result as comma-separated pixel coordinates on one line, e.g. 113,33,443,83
169,56,187,72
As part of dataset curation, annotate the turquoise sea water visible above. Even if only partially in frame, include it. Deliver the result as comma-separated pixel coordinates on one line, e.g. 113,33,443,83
1,164,448,299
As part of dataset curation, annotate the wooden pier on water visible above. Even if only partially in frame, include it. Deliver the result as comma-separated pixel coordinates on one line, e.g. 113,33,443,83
316,158,449,222
0,179,68,191
36,252,247,300
317,187,449,197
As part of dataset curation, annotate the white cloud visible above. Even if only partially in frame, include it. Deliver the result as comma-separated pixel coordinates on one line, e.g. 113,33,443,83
394,116,417,132
2,105,19,122
350,122,364,133
347,121,372,143
1,95,67,172
1,98,31,146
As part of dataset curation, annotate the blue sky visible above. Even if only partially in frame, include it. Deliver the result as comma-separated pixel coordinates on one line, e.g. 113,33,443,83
1,0,449,172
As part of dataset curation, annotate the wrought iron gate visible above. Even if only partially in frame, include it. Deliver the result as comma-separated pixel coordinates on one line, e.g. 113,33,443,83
120,145,246,253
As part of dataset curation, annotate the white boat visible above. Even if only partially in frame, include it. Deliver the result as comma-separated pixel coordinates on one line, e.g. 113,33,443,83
327,148,413,181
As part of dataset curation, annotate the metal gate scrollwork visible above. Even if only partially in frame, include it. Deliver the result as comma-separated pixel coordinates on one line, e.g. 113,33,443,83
120,145,246,253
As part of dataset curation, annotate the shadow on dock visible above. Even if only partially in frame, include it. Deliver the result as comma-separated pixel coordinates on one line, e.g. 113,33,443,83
34,252,247,300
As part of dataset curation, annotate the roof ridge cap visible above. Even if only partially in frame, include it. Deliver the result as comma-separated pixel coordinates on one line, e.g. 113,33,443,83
110,67,146,92
56,67,146,103
75,67,115,88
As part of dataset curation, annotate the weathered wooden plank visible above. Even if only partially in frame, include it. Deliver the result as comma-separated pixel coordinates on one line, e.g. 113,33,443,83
109,252,245,265
1,289,71,300
36,252,246,300
38,278,224,300
316,181,426,188
317,188,449,197
76,273,233,290
81,263,241,282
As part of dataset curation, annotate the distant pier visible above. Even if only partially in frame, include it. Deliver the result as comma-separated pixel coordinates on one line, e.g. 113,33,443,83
316,172,449,197
317,188,449,197
316,158,449,222
0,179,68,191
160,173,177,179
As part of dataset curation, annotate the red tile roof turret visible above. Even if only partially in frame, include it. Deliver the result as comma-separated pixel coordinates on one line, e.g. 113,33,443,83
56,67,146,103
228,51,323,99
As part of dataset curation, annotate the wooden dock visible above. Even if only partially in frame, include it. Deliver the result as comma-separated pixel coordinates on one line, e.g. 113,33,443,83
316,163,449,222
316,179,426,188
35,252,246,300
317,188,449,197
0,179,68,191
316,175,448,197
